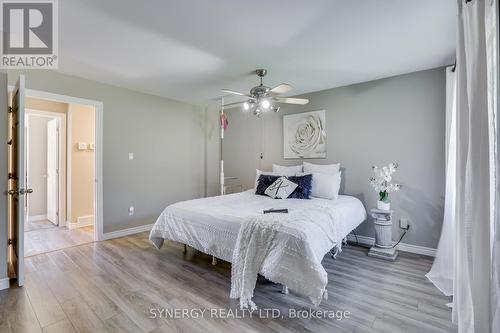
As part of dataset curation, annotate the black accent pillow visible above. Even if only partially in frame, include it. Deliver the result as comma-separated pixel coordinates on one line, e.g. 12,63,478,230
255,175,281,196
255,174,312,199
287,174,313,199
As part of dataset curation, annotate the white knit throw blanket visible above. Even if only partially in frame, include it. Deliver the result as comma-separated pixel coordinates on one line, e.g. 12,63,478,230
230,213,284,309
230,207,341,309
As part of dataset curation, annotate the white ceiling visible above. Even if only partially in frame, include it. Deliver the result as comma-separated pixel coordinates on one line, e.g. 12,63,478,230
59,0,457,105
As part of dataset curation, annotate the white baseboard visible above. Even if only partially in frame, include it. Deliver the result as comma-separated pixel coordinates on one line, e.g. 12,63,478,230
102,224,154,241
0,278,9,290
68,215,94,229
347,234,436,257
27,214,47,222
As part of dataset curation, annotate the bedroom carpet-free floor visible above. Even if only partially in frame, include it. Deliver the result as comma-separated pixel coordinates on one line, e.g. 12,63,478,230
1,232,457,333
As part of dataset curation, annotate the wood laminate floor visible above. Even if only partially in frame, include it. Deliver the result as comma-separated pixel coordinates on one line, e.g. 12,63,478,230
1,232,457,333
24,221,94,257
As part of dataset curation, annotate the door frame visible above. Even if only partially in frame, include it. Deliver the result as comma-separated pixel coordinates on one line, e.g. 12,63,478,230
25,109,66,227
10,87,104,241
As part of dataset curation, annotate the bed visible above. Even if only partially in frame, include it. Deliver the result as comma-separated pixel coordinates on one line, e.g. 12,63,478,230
149,189,366,306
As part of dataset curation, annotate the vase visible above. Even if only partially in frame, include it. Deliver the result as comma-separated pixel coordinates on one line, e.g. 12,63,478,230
377,200,391,211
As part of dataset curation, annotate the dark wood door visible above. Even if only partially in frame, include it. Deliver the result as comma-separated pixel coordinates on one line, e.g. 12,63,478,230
8,75,25,286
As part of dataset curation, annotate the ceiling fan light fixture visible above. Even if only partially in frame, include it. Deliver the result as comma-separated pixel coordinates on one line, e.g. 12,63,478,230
261,99,270,109
222,69,308,117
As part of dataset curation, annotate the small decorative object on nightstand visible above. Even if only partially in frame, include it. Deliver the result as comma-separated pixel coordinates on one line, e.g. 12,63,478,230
368,208,398,261
369,163,401,211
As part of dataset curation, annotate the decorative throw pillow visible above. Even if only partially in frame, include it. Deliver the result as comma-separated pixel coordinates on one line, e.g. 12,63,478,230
254,169,280,189
303,162,340,175
255,174,281,195
264,177,298,199
272,164,303,176
287,174,313,199
310,171,342,200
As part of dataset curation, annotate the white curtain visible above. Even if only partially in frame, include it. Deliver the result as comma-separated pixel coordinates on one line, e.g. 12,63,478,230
428,1,499,332
452,1,499,333
426,67,457,297
485,0,499,331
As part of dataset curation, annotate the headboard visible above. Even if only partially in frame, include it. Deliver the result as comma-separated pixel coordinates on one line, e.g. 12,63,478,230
339,167,346,195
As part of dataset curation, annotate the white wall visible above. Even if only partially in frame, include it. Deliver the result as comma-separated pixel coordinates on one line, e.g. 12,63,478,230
27,115,50,217
219,68,446,249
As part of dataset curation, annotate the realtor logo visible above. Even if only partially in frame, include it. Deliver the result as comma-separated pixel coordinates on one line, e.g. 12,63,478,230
1,0,58,68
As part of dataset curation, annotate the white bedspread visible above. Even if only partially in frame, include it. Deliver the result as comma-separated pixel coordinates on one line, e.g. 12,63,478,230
149,190,366,305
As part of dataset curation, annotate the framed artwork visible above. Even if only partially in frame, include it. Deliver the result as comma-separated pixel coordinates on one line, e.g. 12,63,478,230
283,110,326,159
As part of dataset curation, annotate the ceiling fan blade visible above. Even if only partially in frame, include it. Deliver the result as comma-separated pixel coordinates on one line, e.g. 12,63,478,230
222,101,246,108
221,89,250,97
276,97,309,105
270,83,293,94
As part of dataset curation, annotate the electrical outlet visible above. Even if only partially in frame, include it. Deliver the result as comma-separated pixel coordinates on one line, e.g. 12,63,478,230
400,218,409,230
129,206,134,216
129,152,134,160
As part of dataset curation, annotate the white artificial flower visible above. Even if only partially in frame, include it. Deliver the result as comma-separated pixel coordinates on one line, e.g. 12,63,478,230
369,162,400,195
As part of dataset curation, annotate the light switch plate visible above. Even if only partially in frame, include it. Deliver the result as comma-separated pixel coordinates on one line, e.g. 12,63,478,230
128,152,134,160
129,206,134,216
400,218,409,230
88,143,95,150
78,142,87,150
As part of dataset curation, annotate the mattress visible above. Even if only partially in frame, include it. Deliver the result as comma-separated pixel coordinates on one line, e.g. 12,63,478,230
150,190,366,262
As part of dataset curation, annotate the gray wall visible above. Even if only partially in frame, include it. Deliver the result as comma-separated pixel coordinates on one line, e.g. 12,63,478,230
221,68,446,249
7,70,206,233
0,73,7,281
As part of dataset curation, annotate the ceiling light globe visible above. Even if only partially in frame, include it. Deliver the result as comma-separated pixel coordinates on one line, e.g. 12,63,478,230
261,99,270,109
243,102,249,111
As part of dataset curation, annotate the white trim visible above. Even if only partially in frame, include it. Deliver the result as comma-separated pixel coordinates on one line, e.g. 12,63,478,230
66,107,72,228
0,278,9,290
27,214,47,222
10,86,105,242
102,224,154,241
25,114,29,218
67,215,94,229
347,234,436,257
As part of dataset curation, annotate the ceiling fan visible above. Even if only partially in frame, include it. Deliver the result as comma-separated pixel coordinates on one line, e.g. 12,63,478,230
221,69,309,117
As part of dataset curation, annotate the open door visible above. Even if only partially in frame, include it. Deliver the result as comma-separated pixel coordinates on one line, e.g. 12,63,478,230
8,75,29,286
47,118,58,225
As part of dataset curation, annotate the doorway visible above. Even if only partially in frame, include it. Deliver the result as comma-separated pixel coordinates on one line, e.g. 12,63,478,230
23,97,97,257
7,76,104,285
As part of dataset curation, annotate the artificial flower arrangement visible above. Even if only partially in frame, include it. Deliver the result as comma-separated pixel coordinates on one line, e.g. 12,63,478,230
370,163,401,210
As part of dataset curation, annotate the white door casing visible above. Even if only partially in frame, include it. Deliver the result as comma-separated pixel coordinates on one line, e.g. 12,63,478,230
47,118,58,225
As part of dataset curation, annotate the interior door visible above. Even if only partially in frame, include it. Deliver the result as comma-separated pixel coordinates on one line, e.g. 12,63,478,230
8,75,28,286
47,118,58,224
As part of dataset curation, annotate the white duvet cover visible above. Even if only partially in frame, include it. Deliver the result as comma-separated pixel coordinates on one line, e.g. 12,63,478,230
149,190,366,304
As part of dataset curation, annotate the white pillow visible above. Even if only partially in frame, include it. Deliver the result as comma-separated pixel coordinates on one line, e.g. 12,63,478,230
264,177,298,199
311,172,341,200
303,162,340,175
272,164,303,176
254,169,280,189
